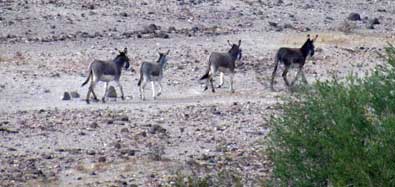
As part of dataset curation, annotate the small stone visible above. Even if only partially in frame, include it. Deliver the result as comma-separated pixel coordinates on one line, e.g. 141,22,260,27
156,31,169,39
120,116,129,122
90,122,99,129
70,91,80,98
144,24,160,33
120,12,128,17
121,128,129,133
149,125,166,134
107,86,117,98
98,156,106,162
114,143,121,149
86,150,96,155
268,21,278,27
347,13,361,21
168,26,176,33
369,18,380,25
366,24,375,29
62,92,71,100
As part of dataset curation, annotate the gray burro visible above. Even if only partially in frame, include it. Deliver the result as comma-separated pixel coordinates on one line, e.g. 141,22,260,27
200,40,242,93
81,48,130,104
137,50,170,100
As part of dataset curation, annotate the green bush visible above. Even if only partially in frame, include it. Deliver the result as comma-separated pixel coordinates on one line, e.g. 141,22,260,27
268,44,395,187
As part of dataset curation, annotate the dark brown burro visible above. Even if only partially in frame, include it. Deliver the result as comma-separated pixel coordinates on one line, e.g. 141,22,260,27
270,34,318,91
81,48,130,104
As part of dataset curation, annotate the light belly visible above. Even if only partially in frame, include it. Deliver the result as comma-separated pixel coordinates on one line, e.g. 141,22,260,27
148,75,161,81
100,75,115,82
218,67,232,74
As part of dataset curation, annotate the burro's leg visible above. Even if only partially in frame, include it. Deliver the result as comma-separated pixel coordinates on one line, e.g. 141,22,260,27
291,67,303,86
86,80,98,104
301,69,308,84
116,80,125,100
151,81,156,100
229,73,235,93
102,82,109,103
157,81,162,97
140,80,146,100
282,66,290,87
209,67,216,93
217,72,224,88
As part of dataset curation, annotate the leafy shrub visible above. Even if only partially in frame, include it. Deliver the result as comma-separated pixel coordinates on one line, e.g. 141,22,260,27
267,44,395,187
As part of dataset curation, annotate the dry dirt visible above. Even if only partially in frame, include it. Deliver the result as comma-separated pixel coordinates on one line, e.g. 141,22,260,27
1,0,395,186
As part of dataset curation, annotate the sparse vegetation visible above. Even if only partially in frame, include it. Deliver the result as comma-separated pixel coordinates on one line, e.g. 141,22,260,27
267,44,395,187
170,169,243,187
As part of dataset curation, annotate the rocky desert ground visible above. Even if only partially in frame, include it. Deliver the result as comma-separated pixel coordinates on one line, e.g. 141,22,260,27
1,0,395,186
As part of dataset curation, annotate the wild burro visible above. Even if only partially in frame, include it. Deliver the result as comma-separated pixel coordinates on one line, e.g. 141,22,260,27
137,50,170,100
200,40,242,93
270,34,318,91
81,48,130,104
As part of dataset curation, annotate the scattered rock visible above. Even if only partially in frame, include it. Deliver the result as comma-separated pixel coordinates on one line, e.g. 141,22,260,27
107,86,117,98
90,122,99,129
143,24,160,33
148,125,167,134
114,143,121,149
61,92,71,100
168,26,176,33
155,31,169,39
86,150,96,155
120,149,136,156
347,13,361,21
268,21,278,27
70,91,80,98
98,156,106,163
366,24,375,29
369,18,380,25
120,12,128,17
121,128,129,133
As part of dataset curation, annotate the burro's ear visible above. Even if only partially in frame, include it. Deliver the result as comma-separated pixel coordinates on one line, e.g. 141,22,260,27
312,34,319,42
115,48,122,53
123,47,128,54
307,34,311,39
238,40,241,46
166,50,170,55
227,40,232,46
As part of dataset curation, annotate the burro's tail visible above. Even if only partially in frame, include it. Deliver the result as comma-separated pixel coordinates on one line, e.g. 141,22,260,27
137,63,143,86
81,62,93,87
200,55,212,80
270,52,280,89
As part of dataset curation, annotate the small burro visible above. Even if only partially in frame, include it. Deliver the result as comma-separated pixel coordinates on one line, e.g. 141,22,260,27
200,40,242,93
137,50,170,100
81,48,130,104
